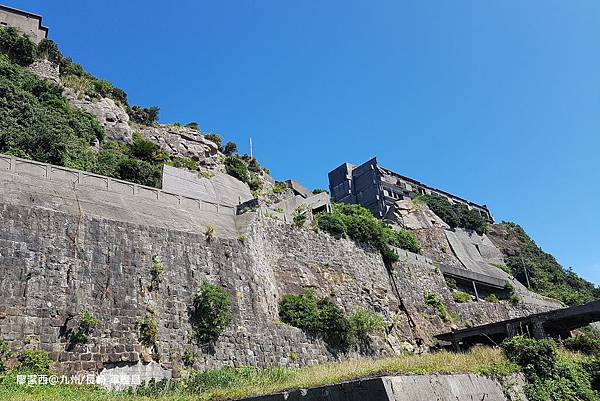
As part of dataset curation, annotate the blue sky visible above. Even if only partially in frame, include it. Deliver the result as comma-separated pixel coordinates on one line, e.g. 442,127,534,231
8,1,600,285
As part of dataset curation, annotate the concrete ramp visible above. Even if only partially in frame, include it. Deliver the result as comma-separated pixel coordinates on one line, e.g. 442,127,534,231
444,229,505,280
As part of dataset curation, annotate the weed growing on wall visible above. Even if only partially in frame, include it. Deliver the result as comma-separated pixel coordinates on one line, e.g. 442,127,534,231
70,309,98,344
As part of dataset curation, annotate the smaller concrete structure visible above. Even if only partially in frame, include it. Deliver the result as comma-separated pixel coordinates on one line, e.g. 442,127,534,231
436,299,600,349
283,179,312,198
0,5,48,44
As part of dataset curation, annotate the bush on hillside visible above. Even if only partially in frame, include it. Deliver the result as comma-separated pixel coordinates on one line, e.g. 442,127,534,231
500,337,600,401
501,222,600,306
128,105,160,126
36,38,62,64
225,156,250,183
416,195,487,235
223,141,237,156
204,133,223,151
0,27,36,65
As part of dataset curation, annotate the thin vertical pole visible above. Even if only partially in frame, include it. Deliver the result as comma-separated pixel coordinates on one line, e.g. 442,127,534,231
249,137,253,159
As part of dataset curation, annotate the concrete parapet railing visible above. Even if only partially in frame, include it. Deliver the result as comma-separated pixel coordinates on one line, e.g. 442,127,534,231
0,154,236,216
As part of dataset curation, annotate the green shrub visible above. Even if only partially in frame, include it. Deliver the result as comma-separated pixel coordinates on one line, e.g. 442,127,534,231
129,133,167,162
484,294,500,303
314,203,419,265
128,106,160,126
383,227,421,254
191,282,233,344
500,337,600,401
117,157,162,187
150,256,165,291
279,290,384,350
502,336,557,379
293,209,307,228
186,122,199,130
424,292,452,323
0,340,11,373
278,289,321,333
349,309,385,340
272,182,288,195
314,212,346,237
565,333,600,356
0,27,36,65
247,158,261,173
139,311,158,348
504,282,520,304
223,142,237,156
71,309,98,344
312,188,328,194
36,38,62,64
0,54,104,166
225,156,250,183
17,349,51,374
452,291,471,303
204,133,222,150
168,157,197,171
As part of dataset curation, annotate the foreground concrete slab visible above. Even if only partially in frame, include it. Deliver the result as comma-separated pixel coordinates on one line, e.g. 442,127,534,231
241,374,516,401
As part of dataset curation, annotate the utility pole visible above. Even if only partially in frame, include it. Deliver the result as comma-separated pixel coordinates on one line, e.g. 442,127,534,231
521,254,531,289
249,137,253,159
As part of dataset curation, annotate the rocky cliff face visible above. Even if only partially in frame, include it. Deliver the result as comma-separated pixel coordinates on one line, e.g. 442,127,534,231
139,125,224,172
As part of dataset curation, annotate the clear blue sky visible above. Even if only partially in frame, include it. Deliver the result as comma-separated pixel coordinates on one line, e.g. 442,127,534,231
8,1,600,285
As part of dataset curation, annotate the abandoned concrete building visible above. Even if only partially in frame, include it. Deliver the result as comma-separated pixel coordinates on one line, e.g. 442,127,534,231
0,5,48,44
328,157,493,222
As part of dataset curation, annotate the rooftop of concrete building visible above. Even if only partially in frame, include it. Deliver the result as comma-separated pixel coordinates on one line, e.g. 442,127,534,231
0,4,48,36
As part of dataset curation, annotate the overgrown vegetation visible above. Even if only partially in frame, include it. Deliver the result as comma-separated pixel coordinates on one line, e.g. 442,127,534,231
224,156,262,191
0,340,11,373
452,291,472,303
415,195,488,235
278,289,384,350
314,203,421,265
424,292,453,323
16,349,52,374
500,222,600,306
128,106,160,126
139,311,159,350
565,328,600,357
502,336,600,401
150,256,165,291
0,347,510,401
191,282,233,344
70,309,98,344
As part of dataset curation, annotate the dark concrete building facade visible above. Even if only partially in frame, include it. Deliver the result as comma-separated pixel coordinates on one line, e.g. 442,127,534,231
328,158,493,222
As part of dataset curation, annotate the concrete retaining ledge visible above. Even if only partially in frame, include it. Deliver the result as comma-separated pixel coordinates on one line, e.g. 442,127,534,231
240,374,515,401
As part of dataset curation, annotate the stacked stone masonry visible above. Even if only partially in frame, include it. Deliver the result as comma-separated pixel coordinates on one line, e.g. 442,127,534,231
0,158,557,376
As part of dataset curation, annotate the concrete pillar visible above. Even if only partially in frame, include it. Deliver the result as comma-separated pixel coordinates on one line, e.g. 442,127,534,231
472,281,480,301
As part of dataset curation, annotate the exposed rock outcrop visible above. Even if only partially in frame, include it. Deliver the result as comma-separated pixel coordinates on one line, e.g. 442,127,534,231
63,87,133,144
139,125,224,171
27,59,59,83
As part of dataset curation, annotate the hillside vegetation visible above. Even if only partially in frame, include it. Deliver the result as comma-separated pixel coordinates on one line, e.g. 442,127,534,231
496,223,600,306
